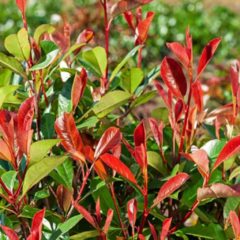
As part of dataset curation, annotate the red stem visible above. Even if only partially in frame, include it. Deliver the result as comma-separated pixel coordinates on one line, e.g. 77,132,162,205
40,70,49,105
0,178,13,199
103,0,109,87
137,47,143,68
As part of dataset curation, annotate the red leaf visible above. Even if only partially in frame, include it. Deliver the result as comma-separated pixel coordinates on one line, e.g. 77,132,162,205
229,210,240,239
18,96,35,132
128,199,137,227
17,129,33,159
96,197,101,227
112,143,121,159
55,112,85,162
74,29,94,55
175,99,184,122
213,135,240,171
94,127,122,160
16,0,27,13
149,118,163,149
154,173,189,206
185,26,192,61
154,80,171,109
136,7,142,25
160,57,187,98
0,110,15,144
74,203,97,228
148,221,158,240
197,183,240,201
100,153,137,185
192,81,204,112
230,64,239,97
56,185,72,214
135,12,155,45
139,235,146,240
104,209,114,234
134,121,146,149
197,38,221,78
160,217,172,240
1,225,19,240
123,11,135,30
0,138,14,162
181,149,209,179
72,68,87,112
30,209,45,240
166,42,189,70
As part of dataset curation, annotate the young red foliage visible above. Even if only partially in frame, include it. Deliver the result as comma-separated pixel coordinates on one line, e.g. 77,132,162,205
123,11,135,30
74,29,94,55
27,209,45,240
213,135,240,171
154,80,171,109
160,218,172,240
55,112,85,162
139,235,146,240
17,129,33,159
154,173,189,206
104,209,114,234
128,198,137,227
192,80,204,112
94,127,122,160
229,210,240,239
175,99,184,122
230,64,239,97
100,153,138,185
149,118,163,149
96,197,101,227
72,68,87,112
148,221,158,240
160,57,187,99
1,225,19,240
197,38,222,78
56,185,72,214
16,0,27,13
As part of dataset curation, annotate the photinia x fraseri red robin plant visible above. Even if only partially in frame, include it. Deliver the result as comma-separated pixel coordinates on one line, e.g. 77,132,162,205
0,0,240,239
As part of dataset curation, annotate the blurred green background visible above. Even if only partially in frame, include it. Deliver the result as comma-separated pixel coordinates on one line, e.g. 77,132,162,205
0,0,239,68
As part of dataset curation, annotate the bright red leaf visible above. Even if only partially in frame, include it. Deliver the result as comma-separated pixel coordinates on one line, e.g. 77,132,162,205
160,57,187,98
128,199,137,227
139,235,146,240
175,99,184,122
28,209,45,240
1,225,19,240
74,29,94,55
192,81,204,112
229,210,240,239
104,209,114,234
16,0,27,13
94,127,122,160
197,38,221,78
149,118,163,149
134,121,146,149
154,80,171,109
17,129,33,159
160,217,172,240
100,153,138,185
55,112,85,162
56,185,72,214
148,221,158,240
96,197,101,227
72,68,87,112
213,135,240,172
154,173,189,206
123,11,135,30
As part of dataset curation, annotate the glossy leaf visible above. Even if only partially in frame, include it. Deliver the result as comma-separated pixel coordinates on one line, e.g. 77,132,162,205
40,113,55,139
197,183,240,201
154,173,189,206
120,68,143,93
33,24,55,46
123,11,135,30
100,153,138,185
166,42,189,70
1,225,19,240
22,155,68,196
147,151,167,175
149,118,163,148
0,138,13,162
104,209,114,234
175,99,184,122
1,171,17,193
148,221,158,240
134,121,146,149
70,230,100,239
0,52,27,79
82,47,107,77
17,129,33,158
197,38,221,78
55,112,85,162
229,166,240,181
0,85,20,109
16,0,27,13
229,210,240,239
154,80,171,109
57,185,72,213
128,199,137,227
130,90,156,108
94,127,122,160
181,149,209,179
213,136,240,171
160,217,172,240
161,57,187,98
28,209,45,240
192,81,204,112
92,91,132,118
71,68,87,112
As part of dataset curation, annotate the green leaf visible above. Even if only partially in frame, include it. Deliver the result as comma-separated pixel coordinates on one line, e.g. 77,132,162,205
151,107,169,124
4,28,30,61
56,159,73,190
22,155,68,196
223,197,240,219
181,223,227,240
92,90,131,118
90,178,121,225
0,85,20,109
58,76,74,116
0,69,11,87
34,24,55,46
29,139,62,166
147,151,167,175
34,188,50,201
120,68,143,93
110,45,143,81
70,230,100,239
0,52,27,79
77,116,99,130
41,113,55,139
30,41,59,71
229,166,240,180
1,171,17,192
49,215,83,240
130,90,156,108
82,47,107,77
20,205,52,218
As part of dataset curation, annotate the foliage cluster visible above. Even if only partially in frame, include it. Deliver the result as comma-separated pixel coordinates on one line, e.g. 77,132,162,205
0,0,240,240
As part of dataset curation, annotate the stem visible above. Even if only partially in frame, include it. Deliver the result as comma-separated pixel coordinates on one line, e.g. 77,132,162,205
137,47,143,68
110,184,128,239
40,70,49,105
0,178,13,197
177,86,192,163
103,0,109,87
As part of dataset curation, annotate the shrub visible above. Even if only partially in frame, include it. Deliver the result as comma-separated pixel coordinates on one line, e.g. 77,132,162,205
0,0,239,240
